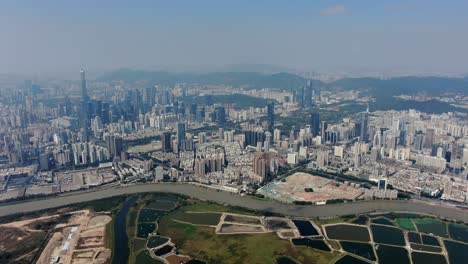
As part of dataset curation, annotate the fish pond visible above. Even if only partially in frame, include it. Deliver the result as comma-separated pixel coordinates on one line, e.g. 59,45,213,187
325,224,371,242
292,220,320,236
340,241,376,261
371,224,406,246
376,245,410,264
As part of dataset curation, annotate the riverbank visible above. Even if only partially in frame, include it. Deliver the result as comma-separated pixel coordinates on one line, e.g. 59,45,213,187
0,183,466,222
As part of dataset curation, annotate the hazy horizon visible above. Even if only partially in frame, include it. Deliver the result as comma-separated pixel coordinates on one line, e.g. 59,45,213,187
2,0,468,75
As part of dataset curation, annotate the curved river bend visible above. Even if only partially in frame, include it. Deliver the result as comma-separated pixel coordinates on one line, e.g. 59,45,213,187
0,183,466,222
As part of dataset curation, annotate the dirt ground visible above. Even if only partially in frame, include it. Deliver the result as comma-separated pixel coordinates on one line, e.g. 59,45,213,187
35,211,112,264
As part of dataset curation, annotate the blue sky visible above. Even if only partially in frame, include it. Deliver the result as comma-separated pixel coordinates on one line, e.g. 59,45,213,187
2,0,468,74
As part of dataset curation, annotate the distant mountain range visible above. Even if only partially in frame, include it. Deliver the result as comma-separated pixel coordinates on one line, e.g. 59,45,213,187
97,69,468,113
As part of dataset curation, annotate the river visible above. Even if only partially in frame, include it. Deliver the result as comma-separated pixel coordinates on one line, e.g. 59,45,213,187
0,183,466,222
112,197,137,264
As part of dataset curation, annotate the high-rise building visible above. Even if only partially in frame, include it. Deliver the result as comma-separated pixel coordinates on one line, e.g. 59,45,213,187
304,80,313,107
80,69,89,101
273,128,281,143
162,132,172,152
463,148,468,166
253,152,278,181
79,69,90,142
413,132,424,151
311,111,320,137
424,128,434,149
320,121,327,138
359,112,369,142
267,101,275,133
214,106,226,124
104,133,122,158
297,86,305,108
176,122,186,150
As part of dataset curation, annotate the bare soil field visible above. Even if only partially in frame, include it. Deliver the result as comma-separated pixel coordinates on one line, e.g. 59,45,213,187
219,223,265,234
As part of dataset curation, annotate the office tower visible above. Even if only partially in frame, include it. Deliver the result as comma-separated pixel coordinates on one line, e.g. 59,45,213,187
359,112,369,142
320,121,327,138
304,80,313,107
176,122,186,150
297,86,305,108
80,69,89,101
39,152,49,171
162,132,172,152
311,111,320,137
413,132,424,151
424,128,434,149
215,105,226,124
267,101,274,133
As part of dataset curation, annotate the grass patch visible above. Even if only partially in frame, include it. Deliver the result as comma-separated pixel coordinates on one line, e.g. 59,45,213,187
182,201,257,215
132,238,147,252
79,195,127,212
135,250,164,264
146,201,177,211
224,215,262,225
314,217,353,227
158,217,340,264
172,211,221,226
395,218,417,231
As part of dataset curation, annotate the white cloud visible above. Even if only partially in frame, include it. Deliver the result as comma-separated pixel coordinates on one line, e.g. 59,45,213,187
320,5,347,16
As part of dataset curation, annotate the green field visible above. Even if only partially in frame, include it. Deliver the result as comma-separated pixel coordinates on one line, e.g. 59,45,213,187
146,201,177,211
158,217,341,264
395,218,417,231
132,238,147,252
181,202,257,215
172,211,222,226
135,250,164,264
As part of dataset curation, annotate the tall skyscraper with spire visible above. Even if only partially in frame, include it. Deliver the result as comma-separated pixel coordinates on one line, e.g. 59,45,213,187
79,68,90,142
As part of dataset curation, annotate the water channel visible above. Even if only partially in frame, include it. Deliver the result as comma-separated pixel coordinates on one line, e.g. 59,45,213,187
112,197,137,264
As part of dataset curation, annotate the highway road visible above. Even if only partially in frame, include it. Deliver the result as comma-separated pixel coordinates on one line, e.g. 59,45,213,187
0,183,466,222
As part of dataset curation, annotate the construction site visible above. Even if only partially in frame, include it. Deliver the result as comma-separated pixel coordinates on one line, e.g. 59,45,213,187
258,172,364,204
36,211,112,264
